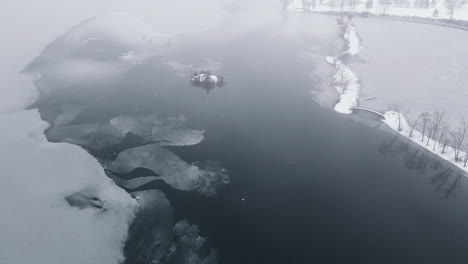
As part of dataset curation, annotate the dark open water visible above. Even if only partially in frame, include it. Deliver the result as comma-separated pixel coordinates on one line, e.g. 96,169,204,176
65,11,468,264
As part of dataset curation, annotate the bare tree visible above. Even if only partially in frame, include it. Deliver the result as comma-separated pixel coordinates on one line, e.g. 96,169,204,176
418,112,431,142
340,0,347,12
379,0,393,14
407,115,419,138
349,0,359,9
335,68,350,94
310,0,317,10
445,0,458,19
366,0,374,9
414,0,430,8
438,124,450,153
464,144,468,167
427,109,445,150
388,104,405,131
425,121,434,146
450,119,468,162
302,0,310,11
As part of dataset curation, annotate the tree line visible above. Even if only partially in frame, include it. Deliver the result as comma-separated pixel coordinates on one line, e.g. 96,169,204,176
392,106,468,167
300,0,468,19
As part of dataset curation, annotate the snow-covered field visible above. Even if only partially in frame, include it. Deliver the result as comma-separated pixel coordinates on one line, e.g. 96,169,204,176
288,0,468,21
0,110,137,264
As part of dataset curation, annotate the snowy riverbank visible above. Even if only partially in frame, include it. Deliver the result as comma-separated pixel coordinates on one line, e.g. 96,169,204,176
384,112,468,174
326,16,362,114
287,0,468,22
288,7,468,175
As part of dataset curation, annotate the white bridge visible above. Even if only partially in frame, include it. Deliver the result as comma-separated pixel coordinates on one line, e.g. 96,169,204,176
351,107,385,118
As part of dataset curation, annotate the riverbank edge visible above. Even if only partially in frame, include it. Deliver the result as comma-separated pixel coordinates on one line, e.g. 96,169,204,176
291,9,468,175
384,111,468,175
317,11,468,31
287,0,468,31
334,15,468,175
325,16,362,114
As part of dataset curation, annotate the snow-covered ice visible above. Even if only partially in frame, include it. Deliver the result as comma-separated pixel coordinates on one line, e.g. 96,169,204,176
21,13,166,99
191,72,224,86
0,110,137,264
47,114,205,150
105,144,230,195
329,58,361,114
110,114,205,147
324,17,362,114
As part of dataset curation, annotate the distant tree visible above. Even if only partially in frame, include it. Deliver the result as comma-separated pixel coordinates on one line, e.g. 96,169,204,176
450,119,468,161
419,112,431,142
329,0,337,10
366,0,374,9
349,0,359,9
302,0,312,11
445,0,458,19
340,0,347,12
394,0,410,5
414,0,431,8
431,0,437,5
379,0,393,14
311,0,317,9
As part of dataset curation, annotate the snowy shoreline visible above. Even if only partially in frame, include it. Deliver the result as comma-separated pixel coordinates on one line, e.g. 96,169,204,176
288,4,468,175
384,112,468,175
287,0,468,23
325,16,362,114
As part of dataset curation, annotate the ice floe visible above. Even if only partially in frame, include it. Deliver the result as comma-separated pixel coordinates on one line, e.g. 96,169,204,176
105,144,230,195
21,12,167,101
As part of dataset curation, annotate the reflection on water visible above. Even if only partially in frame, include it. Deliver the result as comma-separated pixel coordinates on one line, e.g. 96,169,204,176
380,134,465,199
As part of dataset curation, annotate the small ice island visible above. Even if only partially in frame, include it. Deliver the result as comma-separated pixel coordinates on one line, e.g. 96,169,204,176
190,71,225,92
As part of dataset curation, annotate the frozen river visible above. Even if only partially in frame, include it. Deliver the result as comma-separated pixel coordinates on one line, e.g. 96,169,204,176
4,1,468,263
349,17,468,125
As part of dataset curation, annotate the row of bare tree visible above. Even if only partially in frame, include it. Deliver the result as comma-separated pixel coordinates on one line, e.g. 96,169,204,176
306,0,467,19
395,107,468,167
